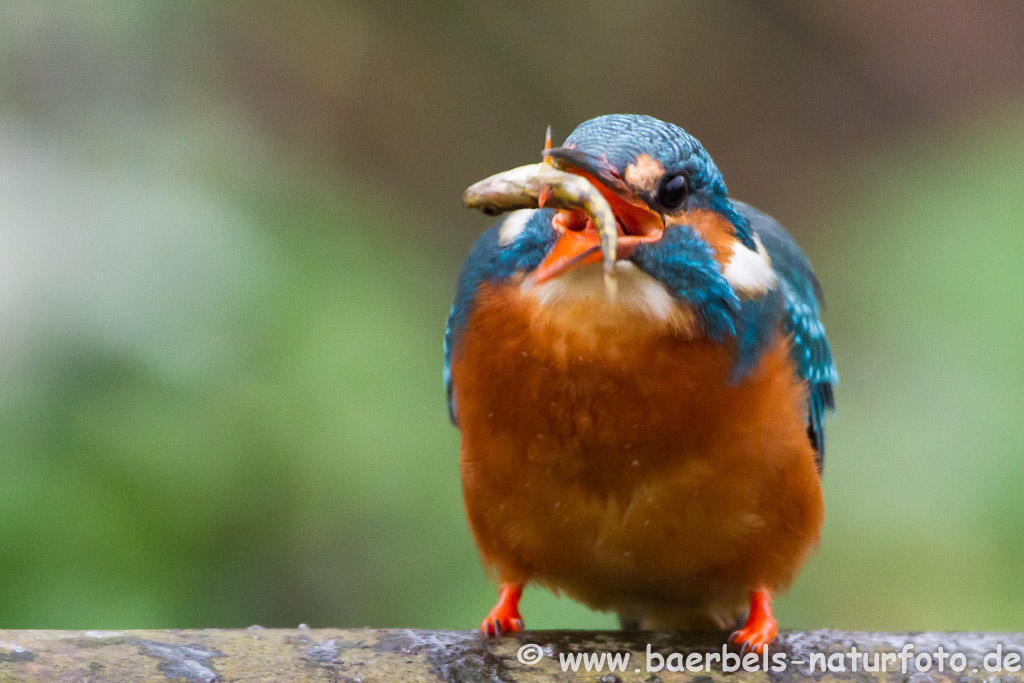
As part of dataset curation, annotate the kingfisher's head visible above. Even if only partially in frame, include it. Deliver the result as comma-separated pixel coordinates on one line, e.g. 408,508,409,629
458,114,776,339
548,114,739,238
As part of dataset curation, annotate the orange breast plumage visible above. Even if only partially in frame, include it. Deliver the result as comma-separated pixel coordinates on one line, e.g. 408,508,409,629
451,277,823,630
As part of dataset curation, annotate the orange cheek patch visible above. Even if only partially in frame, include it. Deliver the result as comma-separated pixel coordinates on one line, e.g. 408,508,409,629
677,209,738,267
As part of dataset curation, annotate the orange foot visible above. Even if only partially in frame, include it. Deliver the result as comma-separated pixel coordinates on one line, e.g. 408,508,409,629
480,583,524,636
730,588,778,655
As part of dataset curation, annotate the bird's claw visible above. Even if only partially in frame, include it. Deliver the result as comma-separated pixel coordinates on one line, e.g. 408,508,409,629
480,583,525,637
729,588,778,654
480,613,523,637
730,620,777,655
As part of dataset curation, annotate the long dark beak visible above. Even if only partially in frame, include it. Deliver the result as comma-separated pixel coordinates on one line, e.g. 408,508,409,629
543,147,630,196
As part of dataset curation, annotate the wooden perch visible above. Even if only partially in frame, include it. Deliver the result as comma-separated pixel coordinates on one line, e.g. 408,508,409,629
0,628,1021,682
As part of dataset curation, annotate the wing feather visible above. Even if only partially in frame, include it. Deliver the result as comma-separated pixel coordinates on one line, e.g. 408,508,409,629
735,201,837,470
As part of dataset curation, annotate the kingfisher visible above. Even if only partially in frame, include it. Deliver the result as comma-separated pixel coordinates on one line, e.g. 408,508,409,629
444,114,835,653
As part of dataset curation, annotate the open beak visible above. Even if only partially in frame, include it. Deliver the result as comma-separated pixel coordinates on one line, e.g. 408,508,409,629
531,147,664,285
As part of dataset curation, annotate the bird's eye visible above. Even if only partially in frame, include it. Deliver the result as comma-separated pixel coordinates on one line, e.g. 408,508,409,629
657,173,689,210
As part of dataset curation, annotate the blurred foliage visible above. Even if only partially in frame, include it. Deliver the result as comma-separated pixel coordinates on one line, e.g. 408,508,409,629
0,2,1021,632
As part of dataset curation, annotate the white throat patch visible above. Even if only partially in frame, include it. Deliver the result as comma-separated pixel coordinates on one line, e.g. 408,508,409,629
497,209,535,246
526,261,681,323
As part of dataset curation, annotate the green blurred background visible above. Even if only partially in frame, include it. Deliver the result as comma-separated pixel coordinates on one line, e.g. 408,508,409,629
1,2,1022,631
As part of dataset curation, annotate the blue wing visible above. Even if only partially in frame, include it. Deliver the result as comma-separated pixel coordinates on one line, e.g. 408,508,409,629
735,201,837,470
443,303,457,424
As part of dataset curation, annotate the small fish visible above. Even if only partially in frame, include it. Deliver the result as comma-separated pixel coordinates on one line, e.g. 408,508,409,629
463,161,619,300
